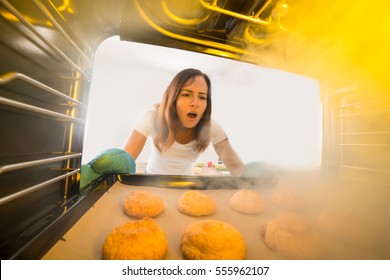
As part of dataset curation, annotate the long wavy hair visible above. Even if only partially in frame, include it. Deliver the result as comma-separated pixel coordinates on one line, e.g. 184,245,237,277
154,68,212,153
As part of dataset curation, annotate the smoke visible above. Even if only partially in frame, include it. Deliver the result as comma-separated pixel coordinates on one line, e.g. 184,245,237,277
271,169,390,259
243,0,390,91
240,0,390,254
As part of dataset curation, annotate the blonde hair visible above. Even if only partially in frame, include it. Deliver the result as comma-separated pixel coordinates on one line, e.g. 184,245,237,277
154,68,212,153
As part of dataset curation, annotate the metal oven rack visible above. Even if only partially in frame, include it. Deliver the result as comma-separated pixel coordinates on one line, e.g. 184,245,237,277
336,85,390,187
0,0,93,259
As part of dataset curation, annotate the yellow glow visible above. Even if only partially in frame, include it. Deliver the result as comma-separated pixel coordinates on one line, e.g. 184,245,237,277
0,10,18,22
57,0,75,14
0,10,53,27
134,0,251,56
162,0,210,25
277,0,390,90
199,0,272,25
203,48,241,59
235,0,389,95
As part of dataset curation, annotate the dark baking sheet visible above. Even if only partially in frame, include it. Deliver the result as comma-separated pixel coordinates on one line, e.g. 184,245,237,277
117,174,277,189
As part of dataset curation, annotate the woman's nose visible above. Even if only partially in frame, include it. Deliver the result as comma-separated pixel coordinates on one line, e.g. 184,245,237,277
190,97,198,107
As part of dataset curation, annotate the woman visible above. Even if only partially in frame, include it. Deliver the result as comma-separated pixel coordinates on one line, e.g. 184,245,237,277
122,68,244,176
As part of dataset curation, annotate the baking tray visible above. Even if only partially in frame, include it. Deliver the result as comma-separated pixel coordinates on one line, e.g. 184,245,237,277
117,174,277,189
42,172,390,260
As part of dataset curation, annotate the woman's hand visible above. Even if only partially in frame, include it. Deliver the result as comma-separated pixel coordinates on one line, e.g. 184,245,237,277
242,161,279,187
213,138,245,176
80,148,136,192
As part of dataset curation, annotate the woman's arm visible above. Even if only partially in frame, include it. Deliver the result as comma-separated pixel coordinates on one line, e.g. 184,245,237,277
213,138,244,176
121,129,147,160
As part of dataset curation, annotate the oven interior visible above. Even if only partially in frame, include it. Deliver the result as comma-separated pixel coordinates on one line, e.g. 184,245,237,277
0,0,389,259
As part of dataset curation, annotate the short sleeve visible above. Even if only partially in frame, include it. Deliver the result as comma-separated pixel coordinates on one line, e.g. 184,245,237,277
210,119,227,144
133,107,156,137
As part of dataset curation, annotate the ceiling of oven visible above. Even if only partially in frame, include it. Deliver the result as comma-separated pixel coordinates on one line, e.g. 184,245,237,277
4,0,388,89
107,0,390,89
119,0,390,90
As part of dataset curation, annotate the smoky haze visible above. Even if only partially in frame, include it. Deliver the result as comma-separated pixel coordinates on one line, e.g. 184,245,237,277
242,0,390,91
232,0,390,259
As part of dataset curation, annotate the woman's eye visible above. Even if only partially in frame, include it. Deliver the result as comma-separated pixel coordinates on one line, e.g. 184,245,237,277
199,96,207,100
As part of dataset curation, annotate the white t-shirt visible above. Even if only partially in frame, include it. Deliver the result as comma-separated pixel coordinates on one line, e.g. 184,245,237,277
133,107,227,175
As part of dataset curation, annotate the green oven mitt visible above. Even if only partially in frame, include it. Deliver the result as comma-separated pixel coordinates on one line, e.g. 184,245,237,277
80,148,136,192
242,161,279,187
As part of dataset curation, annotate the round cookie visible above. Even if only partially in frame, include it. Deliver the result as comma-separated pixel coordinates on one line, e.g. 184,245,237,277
229,188,266,214
124,190,164,219
271,189,308,211
177,190,216,216
315,209,378,249
263,213,325,259
102,218,168,260
181,219,246,260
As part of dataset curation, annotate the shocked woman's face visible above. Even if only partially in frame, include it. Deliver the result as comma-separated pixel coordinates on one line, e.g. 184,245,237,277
176,75,208,129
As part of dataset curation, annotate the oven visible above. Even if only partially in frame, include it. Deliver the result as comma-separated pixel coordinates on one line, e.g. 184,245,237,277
0,0,389,260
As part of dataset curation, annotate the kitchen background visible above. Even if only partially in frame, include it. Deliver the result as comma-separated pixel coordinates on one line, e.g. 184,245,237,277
82,36,322,171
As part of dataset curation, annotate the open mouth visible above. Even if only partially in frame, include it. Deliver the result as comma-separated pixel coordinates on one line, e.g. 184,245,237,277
187,112,197,119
